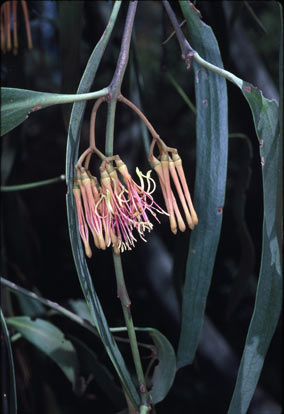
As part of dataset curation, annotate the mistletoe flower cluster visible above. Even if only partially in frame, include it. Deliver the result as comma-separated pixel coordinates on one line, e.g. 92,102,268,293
73,155,168,258
72,95,197,258
148,139,198,234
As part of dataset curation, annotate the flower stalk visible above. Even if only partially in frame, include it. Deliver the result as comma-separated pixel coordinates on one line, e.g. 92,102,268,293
104,2,150,411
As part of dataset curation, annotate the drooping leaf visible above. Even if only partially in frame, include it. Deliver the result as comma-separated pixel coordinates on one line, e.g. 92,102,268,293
0,87,108,137
147,329,176,404
65,1,140,408
129,327,176,405
177,1,228,367
228,83,282,413
6,316,79,387
1,308,17,414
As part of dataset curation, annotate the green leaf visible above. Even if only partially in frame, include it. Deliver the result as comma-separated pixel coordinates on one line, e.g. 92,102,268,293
0,87,108,137
65,1,140,408
15,290,46,318
1,308,17,414
228,83,282,413
68,298,93,325
6,316,79,386
129,328,176,405
147,329,176,404
177,1,228,367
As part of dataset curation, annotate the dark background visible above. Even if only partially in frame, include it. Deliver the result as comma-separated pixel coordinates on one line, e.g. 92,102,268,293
1,2,282,413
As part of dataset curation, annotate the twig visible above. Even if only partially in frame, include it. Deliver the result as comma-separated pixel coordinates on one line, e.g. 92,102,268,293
113,254,149,410
162,1,243,88
0,276,97,335
0,175,65,191
162,19,186,45
162,0,195,68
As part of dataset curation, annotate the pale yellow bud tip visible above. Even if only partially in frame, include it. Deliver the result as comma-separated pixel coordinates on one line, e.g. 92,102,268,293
178,218,186,232
85,244,92,258
170,216,177,234
192,211,198,225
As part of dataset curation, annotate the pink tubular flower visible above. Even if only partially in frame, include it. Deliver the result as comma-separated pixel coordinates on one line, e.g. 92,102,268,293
79,170,106,250
149,141,198,234
72,180,92,258
73,156,168,257
171,153,198,226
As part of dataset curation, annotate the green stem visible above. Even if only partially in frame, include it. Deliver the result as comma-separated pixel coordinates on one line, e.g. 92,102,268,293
49,87,110,105
104,2,150,411
1,277,152,351
0,175,65,192
113,254,149,410
193,52,243,88
0,277,97,335
105,99,117,157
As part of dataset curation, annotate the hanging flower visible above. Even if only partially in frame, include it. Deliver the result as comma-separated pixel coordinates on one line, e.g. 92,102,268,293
73,156,168,257
148,140,198,234
73,95,197,258
117,94,198,234
72,179,92,258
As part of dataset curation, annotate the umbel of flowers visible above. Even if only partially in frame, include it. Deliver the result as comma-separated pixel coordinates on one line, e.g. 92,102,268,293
73,153,168,257
73,95,198,257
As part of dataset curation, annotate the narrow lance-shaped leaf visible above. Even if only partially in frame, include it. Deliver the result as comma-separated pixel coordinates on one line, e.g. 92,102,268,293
6,316,79,387
177,1,228,368
179,2,282,411
147,328,176,404
65,1,140,408
228,83,282,413
114,327,176,405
